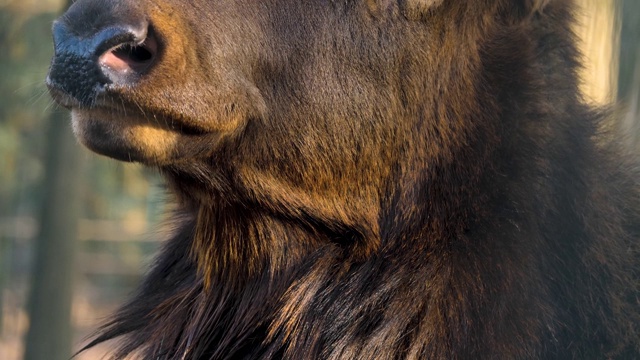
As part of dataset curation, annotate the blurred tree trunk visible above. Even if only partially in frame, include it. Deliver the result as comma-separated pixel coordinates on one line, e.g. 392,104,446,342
618,0,640,100
23,106,83,360
618,0,640,150
573,0,621,105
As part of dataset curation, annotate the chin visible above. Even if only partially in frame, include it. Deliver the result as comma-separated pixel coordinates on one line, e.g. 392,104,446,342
71,109,181,164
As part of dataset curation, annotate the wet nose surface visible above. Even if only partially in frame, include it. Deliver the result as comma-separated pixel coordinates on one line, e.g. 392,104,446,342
47,8,157,107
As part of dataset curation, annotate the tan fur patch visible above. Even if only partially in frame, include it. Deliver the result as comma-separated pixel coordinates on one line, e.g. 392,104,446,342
403,0,445,20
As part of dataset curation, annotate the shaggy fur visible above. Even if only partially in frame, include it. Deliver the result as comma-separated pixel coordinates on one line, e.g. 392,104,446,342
46,0,639,358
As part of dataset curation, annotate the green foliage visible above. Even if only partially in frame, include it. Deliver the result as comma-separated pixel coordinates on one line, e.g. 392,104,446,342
0,10,56,216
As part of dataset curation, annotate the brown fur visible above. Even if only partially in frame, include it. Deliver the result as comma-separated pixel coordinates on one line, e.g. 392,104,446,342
46,0,639,358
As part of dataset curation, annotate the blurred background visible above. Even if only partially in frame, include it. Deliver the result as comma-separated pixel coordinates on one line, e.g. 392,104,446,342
0,1,167,359
0,0,638,359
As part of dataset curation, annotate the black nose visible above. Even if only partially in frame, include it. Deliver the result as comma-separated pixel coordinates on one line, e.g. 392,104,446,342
47,11,157,107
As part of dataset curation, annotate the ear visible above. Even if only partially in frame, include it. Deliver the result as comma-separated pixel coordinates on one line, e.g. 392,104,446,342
401,0,444,20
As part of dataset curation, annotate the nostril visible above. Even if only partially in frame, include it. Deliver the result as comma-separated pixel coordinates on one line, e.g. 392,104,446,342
114,43,153,63
98,26,158,81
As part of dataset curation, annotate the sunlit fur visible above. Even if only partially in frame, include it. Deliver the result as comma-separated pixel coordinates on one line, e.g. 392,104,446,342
47,0,640,358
